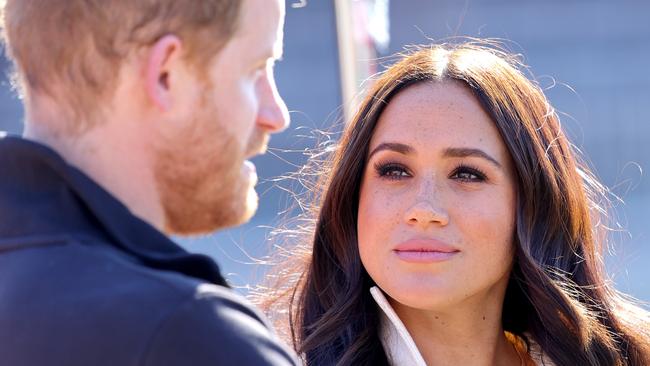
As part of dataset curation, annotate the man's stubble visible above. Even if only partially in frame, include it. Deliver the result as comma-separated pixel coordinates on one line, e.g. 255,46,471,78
154,91,260,235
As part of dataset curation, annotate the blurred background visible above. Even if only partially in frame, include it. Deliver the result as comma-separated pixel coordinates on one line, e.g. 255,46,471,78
1,0,648,302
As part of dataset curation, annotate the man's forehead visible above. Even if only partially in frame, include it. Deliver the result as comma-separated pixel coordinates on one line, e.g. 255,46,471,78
238,0,284,31
236,0,285,59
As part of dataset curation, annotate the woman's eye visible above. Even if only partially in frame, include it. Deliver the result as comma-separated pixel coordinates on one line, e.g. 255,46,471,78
450,166,487,182
375,163,410,180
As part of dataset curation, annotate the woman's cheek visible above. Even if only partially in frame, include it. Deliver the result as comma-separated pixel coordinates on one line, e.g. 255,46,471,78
359,184,394,250
367,185,404,227
462,201,516,262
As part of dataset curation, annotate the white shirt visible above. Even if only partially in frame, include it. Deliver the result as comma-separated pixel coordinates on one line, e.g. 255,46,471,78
369,286,554,366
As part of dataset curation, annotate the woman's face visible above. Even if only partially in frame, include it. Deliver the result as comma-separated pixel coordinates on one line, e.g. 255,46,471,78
357,81,518,312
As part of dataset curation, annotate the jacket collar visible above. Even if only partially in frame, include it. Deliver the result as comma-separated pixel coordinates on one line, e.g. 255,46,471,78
370,286,428,366
0,135,228,287
369,286,552,366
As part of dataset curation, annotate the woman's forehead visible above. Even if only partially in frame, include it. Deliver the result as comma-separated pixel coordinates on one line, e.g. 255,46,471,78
369,82,504,154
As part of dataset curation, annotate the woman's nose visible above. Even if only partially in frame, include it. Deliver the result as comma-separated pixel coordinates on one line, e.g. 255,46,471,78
404,200,450,227
403,179,449,226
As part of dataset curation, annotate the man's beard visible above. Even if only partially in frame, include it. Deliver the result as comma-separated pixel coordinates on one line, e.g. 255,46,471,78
153,102,260,235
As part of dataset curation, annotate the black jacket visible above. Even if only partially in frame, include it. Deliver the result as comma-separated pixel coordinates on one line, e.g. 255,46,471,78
0,136,298,366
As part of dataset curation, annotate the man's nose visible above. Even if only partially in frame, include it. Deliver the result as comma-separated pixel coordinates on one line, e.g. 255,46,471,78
256,72,290,133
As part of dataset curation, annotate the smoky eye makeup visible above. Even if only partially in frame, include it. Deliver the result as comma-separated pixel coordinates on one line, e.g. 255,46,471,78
369,155,491,183
373,160,411,180
449,163,488,182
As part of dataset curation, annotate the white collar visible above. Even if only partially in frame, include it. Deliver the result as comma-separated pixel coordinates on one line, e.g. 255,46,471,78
369,286,552,366
370,286,428,366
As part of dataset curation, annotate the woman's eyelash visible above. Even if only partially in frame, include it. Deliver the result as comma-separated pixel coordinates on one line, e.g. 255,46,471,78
372,161,488,183
374,161,410,180
450,164,488,182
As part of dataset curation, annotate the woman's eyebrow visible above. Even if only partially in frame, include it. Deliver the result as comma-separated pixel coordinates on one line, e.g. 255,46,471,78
367,143,503,169
367,142,414,161
443,147,502,168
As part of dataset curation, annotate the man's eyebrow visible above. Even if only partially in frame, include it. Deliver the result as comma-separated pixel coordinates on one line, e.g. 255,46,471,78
443,147,502,168
254,51,281,69
367,142,414,161
274,46,284,61
270,39,284,61
255,44,283,64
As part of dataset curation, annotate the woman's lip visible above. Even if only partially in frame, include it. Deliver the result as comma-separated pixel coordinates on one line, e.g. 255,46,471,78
393,239,459,263
393,239,458,253
393,250,458,263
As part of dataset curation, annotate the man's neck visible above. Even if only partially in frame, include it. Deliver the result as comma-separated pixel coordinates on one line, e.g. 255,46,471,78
24,115,165,232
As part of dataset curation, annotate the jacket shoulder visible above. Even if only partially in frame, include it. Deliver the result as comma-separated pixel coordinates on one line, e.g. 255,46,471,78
0,241,298,366
140,283,299,366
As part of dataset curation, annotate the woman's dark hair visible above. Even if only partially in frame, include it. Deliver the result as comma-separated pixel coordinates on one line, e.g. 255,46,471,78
258,42,650,365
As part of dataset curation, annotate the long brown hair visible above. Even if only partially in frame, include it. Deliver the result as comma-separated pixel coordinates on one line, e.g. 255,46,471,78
259,42,650,365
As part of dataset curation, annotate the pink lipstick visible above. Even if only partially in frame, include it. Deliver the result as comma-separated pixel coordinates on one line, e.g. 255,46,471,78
393,239,459,263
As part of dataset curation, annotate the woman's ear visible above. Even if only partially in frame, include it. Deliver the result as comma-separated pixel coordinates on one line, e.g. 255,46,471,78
143,34,183,111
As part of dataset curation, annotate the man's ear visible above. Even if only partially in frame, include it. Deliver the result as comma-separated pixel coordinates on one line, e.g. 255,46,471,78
144,34,183,111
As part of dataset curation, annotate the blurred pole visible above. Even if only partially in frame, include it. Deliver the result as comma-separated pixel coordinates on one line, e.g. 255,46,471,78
335,0,390,122
334,0,357,122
